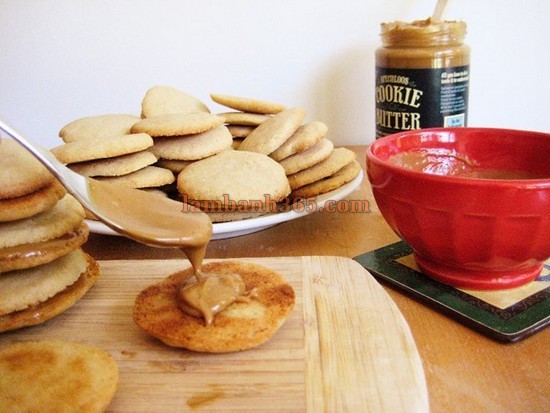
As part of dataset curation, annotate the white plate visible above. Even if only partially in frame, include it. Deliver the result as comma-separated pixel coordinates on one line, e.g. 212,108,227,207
87,169,363,240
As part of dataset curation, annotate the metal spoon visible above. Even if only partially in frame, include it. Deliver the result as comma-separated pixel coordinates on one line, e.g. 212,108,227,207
0,118,212,248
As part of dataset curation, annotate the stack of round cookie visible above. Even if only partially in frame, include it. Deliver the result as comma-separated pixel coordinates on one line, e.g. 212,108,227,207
0,139,100,333
53,122,175,193
132,86,233,177
217,95,362,201
52,87,361,222
284,147,361,200
132,88,291,220
210,93,287,149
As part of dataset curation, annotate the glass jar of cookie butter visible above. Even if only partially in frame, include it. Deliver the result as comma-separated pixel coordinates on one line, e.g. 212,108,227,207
375,18,470,138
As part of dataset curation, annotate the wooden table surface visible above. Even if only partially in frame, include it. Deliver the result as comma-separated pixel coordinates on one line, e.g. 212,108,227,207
83,146,549,413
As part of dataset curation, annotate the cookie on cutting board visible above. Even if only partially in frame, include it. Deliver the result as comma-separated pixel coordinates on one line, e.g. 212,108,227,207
133,260,295,353
0,340,118,412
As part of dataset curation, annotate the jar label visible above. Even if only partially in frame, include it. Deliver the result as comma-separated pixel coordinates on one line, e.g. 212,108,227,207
375,65,469,138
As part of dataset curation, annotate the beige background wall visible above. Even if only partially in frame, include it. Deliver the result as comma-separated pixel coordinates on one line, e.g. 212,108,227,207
1,0,548,149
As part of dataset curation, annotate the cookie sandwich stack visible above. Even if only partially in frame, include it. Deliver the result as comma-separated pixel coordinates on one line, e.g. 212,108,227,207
0,139,99,333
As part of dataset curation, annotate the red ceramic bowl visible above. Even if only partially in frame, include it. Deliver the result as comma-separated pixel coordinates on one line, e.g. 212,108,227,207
366,128,550,290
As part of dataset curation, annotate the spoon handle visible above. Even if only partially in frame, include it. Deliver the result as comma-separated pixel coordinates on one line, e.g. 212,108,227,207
431,0,450,21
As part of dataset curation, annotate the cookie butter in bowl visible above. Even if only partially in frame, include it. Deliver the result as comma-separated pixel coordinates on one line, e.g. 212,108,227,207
366,128,550,290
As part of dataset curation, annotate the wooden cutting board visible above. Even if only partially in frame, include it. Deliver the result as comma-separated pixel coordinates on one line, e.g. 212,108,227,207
0,256,429,412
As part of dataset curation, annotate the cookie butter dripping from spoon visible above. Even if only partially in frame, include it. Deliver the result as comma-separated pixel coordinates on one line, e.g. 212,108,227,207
87,180,253,325
88,179,259,327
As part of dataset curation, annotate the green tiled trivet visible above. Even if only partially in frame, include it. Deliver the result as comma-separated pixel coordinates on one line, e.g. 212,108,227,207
354,241,550,342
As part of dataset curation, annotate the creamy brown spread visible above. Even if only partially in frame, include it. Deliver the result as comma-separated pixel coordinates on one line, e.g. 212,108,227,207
87,178,253,325
87,179,211,248
0,226,85,263
176,272,246,326
377,18,469,69
388,149,544,179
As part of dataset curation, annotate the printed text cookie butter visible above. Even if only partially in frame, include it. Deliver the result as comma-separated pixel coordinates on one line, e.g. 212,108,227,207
375,18,470,138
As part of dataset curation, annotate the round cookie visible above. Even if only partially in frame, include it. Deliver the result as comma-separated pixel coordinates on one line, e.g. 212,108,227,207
68,150,158,177
278,138,334,175
141,85,210,118
151,125,233,161
0,139,54,199
0,223,89,273
288,159,362,200
0,249,88,316
0,180,66,222
238,108,306,155
51,133,153,164
217,112,269,126
210,93,286,114
0,194,85,249
177,150,290,210
133,260,295,353
95,165,174,188
0,253,100,333
59,114,141,143
130,113,225,137
287,147,356,190
0,339,118,411
270,121,328,161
